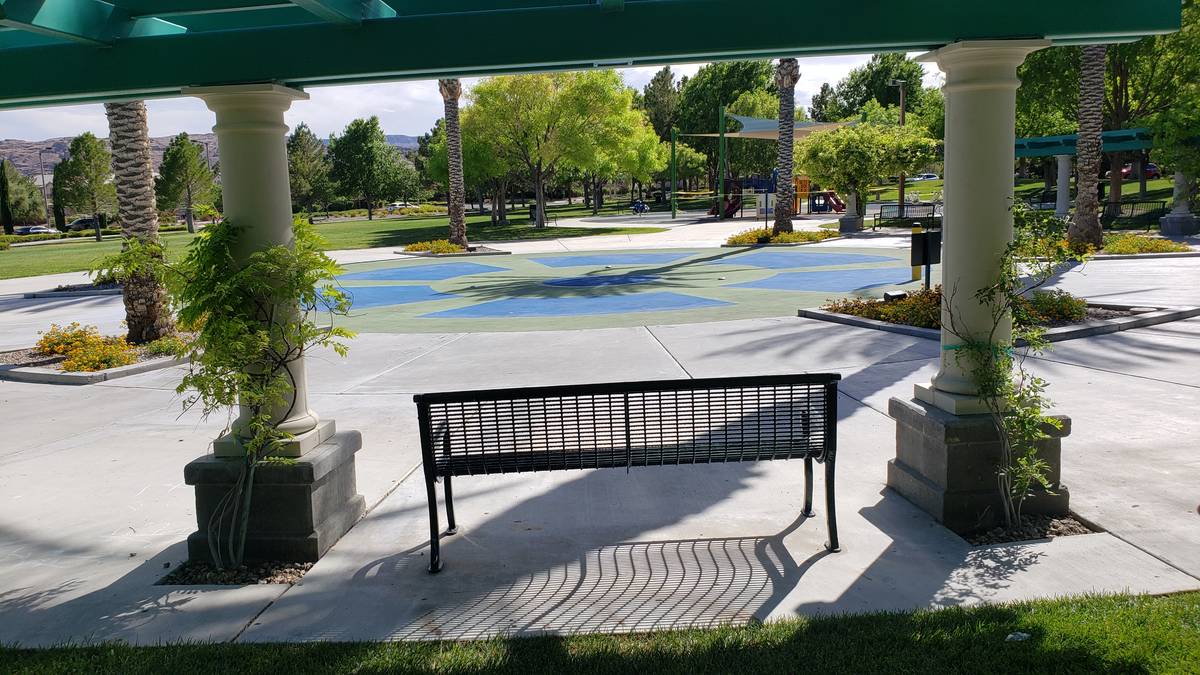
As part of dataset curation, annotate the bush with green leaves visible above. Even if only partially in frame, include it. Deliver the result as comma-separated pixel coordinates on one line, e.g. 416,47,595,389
823,287,942,329
726,228,838,246
1102,234,1192,255
96,219,354,568
403,239,464,254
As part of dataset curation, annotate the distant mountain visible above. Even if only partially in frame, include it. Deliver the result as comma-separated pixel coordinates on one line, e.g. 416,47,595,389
386,134,420,150
0,133,219,179
1,130,421,178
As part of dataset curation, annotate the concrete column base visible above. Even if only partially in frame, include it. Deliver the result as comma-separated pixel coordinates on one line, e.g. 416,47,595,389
213,419,336,459
1159,213,1198,236
838,215,864,233
886,397,1070,534
184,430,366,563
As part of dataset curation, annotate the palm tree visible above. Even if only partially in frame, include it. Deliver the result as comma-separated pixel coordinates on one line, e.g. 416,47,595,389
1068,45,1106,250
773,58,800,235
439,78,469,248
104,101,174,343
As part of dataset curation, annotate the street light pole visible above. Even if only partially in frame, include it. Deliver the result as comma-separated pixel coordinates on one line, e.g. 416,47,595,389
891,78,907,217
37,149,53,228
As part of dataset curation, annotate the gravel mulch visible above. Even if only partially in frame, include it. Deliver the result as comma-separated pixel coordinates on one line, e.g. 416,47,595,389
157,560,314,586
967,514,1096,546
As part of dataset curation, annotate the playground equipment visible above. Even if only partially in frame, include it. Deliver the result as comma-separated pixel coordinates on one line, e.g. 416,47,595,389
808,191,846,214
671,108,850,221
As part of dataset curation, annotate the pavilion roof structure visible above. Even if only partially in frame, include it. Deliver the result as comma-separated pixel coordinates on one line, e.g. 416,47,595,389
1014,128,1155,158
0,0,1182,110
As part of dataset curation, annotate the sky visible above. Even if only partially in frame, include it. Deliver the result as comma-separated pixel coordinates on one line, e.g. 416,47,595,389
0,54,942,142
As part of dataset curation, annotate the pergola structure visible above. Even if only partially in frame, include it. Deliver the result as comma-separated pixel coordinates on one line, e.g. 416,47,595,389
1016,128,1156,216
0,0,1182,553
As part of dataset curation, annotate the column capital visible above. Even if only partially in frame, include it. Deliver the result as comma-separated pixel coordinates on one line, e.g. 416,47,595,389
919,40,1051,92
184,84,308,134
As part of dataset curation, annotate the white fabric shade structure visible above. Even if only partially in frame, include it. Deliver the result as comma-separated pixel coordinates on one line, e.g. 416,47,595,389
683,115,849,140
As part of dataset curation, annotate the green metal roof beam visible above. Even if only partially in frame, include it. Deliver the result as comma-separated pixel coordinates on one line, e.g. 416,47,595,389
1014,128,1154,158
0,0,185,45
0,0,1180,109
290,0,395,23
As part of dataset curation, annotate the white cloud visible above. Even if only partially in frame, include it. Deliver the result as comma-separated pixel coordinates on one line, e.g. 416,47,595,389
0,55,946,142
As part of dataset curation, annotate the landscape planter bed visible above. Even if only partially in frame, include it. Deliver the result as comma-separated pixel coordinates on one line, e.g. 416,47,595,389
0,351,187,385
798,302,1200,344
720,236,845,248
397,246,512,258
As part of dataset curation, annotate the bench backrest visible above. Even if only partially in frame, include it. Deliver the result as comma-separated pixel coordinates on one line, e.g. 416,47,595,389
880,204,935,219
415,374,839,477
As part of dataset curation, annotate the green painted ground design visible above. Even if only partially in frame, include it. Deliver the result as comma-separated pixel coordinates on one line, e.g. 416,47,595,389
334,246,938,333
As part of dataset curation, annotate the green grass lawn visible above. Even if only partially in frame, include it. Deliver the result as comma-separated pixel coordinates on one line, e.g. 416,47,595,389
0,206,664,281
1,592,1196,674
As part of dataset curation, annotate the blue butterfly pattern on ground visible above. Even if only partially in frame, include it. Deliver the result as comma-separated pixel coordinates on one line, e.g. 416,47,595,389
530,253,694,268
423,292,730,318
338,262,506,281
731,267,916,292
709,250,896,269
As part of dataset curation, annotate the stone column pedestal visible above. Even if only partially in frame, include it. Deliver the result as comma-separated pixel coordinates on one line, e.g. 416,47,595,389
185,431,366,563
1160,171,1197,236
886,397,1070,534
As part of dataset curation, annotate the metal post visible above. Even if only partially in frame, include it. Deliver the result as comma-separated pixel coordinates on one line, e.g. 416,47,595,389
718,105,727,220
37,149,52,228
892,79,907,217
670,127,677,219
911,224,922,282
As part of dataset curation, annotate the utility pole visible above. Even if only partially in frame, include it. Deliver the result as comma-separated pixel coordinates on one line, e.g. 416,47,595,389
670,127,677,219
38,148,53,228
891,79,907,217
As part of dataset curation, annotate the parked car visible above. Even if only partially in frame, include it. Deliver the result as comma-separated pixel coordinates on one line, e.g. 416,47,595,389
1106,163,1162,180
13,225,56,235
910,173,940,182
66,216,99,231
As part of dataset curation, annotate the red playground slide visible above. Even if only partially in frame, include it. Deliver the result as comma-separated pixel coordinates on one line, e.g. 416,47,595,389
827,191,847,213
723,195,743,218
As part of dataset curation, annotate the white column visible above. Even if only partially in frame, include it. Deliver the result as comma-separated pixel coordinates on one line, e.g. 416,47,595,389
185,84,332,454
1171,171,1192,216
915,40,1049,414
1055,154,1072,217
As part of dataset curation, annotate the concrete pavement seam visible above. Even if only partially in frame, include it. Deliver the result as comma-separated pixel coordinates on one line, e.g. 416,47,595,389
337,332,470,394
643,325,693,379
1028,354,1200,391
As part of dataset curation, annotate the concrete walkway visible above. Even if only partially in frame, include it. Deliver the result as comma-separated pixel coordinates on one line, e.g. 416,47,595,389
1,233,1198,646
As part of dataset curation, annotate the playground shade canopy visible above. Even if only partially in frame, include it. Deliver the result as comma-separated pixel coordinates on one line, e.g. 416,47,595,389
0,0,1182,109
685,115,848,140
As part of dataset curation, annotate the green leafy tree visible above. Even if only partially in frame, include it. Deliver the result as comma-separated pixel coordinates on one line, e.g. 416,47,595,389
677,60,774,183
156,132,214,234
54,132,115,222
811,54,927,124
1,160,46,230
429,105,513,221
328,117,392,220
797,124,938,223
1151,93,1200,211
287,122,333,214
641,66,681,142
1016,47,1081,138
413,118,444,195
726,88,784,178
380,147,421,204
470,71,635,227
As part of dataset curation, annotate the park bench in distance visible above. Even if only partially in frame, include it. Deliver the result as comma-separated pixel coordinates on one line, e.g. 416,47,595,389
415,374,841,573
873,203,939,230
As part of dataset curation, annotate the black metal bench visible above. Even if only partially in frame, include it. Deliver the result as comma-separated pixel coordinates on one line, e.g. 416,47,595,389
415,373,841,573
1102,200,1168,228
873,203,939,229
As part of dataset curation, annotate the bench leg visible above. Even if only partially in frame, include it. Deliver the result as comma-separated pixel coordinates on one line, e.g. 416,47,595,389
443,474,458,535
424,469,443,573
824,456,841,553
802,457,815,517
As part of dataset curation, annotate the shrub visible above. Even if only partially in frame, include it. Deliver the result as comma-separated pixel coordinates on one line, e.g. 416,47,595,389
0,242,8,252
36,322,101,356
823,286,942,329
1102,234,1192,255
1014,289,1088,326
0,233,65,244
142,334,187,358
725,228,838,246
822,287,1087,330
60,336,136,372
403,239,464,254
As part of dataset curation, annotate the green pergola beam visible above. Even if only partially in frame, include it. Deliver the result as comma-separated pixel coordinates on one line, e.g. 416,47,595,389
1015,128,1155,158
290,0,395,23
0,0,1181,109
0,0,185,45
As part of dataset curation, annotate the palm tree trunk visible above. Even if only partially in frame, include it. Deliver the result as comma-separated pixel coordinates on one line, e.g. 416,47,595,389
1069,45,1107,249
104,100,174,344
773,58,800,234
439,78,469,247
